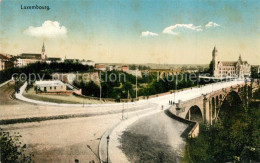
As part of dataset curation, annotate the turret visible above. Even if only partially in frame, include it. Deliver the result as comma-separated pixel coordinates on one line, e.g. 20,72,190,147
212,46,218,76
212,46,218,62
238,54,242,62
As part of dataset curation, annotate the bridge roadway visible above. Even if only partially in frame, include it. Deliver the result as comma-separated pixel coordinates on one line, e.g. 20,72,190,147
148,80,244,107
0,80,245,162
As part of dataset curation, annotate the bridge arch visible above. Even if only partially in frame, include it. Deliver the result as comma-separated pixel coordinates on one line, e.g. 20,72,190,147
217,91,243,120
219,94,223,101
185,105,203,123
226,91,242,106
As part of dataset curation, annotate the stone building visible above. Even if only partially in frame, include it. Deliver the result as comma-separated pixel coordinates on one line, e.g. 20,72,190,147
211,46,251,78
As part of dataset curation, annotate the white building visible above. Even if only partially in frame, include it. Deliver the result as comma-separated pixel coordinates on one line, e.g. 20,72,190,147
125,70,142,77
16,57,40,68
36,80,66,93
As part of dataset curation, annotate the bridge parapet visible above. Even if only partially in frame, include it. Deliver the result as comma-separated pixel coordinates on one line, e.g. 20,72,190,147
168,106,199,138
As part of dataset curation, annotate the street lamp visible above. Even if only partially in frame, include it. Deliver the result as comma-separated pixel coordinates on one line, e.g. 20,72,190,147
174,76,177,103
122,103,124,120
87,145,100,162
99,71,102,102
100,81,102,102
107,135,110,163
135,69,138,100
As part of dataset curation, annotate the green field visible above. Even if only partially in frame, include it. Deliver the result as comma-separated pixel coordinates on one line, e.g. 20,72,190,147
23,87,111,104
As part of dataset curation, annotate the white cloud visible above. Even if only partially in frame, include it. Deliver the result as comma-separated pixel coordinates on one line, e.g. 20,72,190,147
24,20,67,38
141,31,158,37
205,22,220,28
162,24,202,35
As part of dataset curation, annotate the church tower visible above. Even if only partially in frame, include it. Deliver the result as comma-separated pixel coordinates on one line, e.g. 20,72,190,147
41,42,46,60
238,54,242,62
212,46,218,76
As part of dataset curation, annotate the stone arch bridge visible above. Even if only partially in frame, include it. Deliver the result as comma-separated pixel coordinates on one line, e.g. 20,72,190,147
170,80,259,125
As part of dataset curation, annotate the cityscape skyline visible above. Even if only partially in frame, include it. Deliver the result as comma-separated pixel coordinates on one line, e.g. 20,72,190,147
0,1,259,162
0,0,259,65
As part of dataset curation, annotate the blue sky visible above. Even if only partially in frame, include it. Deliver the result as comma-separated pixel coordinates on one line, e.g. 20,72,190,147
0,0,259,64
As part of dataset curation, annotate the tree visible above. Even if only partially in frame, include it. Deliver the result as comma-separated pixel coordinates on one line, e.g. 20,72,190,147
208,61,213,75
84,81,100,97
0,130,32,163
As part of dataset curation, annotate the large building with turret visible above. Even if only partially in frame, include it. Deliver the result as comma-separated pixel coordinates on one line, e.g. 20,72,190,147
211,46,251,78
15,42,47,67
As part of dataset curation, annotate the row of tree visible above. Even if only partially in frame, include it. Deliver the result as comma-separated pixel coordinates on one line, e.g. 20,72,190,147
0,62,93,84
74,71,199,99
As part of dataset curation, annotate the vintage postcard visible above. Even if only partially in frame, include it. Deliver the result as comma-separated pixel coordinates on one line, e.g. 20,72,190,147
0,0,259,162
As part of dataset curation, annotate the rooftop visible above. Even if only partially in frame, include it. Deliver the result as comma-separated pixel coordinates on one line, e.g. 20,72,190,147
36,80,65,87
0,54,11,60
19,53,41,59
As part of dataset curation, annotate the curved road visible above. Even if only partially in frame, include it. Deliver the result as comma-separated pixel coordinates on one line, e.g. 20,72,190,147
0,81,158,162
103,108,189,163
0,82,151,121
121,110,188,162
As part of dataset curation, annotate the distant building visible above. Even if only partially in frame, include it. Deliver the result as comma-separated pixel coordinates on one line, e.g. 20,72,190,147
81,60,95,67
211,46,251,78
46,57,62,63
64,59,79,63
107,65,114,71
114,65,121,71
125,70,142,77
16,53,41,67
95,64,106,71
15,42,47,67
20,53,42,59
122,65,129,72
0,54,14,71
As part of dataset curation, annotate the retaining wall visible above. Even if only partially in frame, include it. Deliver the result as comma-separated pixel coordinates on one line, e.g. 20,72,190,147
168,106,199,138
0,79,12,88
